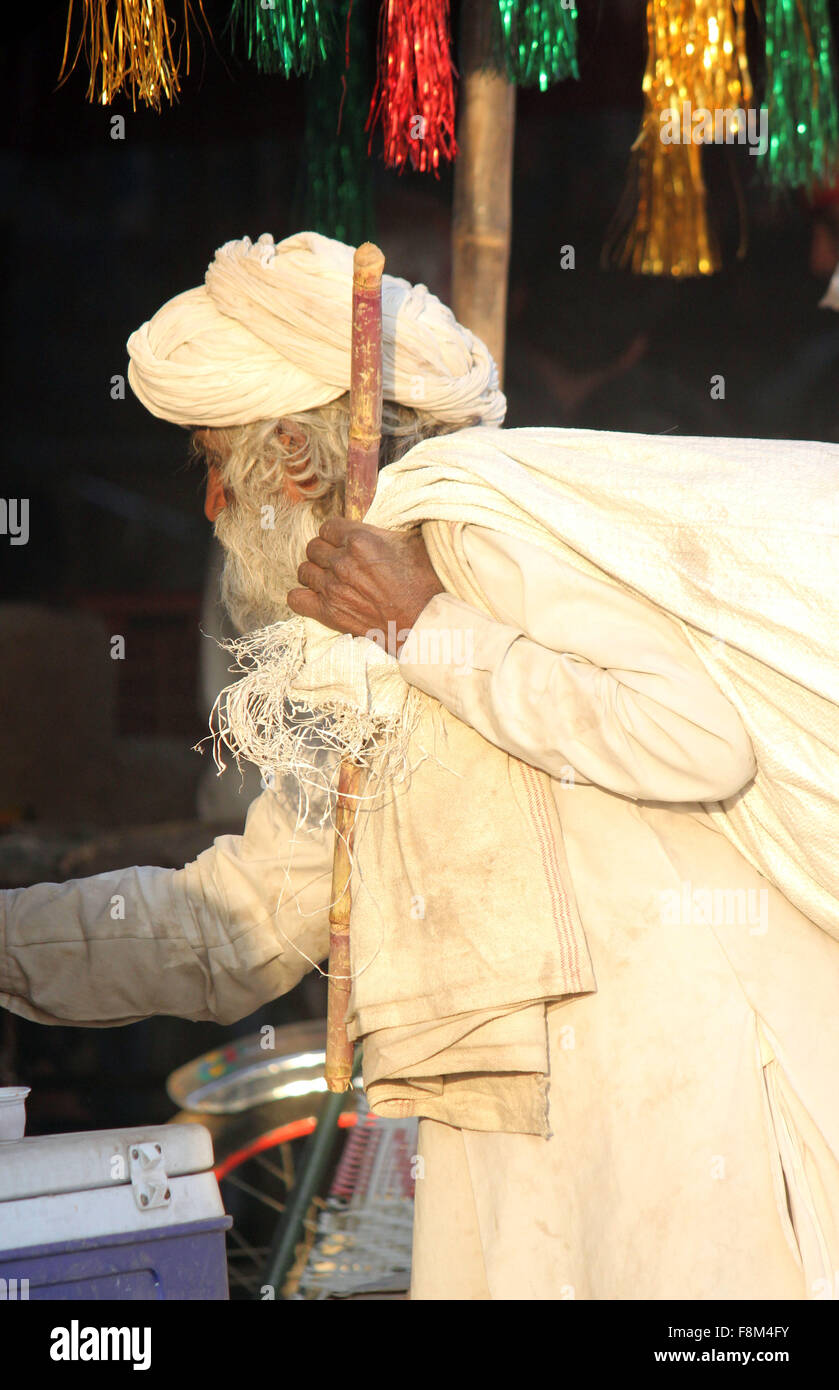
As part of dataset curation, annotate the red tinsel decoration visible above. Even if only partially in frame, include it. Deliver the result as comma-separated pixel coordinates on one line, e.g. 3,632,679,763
366,0,458,175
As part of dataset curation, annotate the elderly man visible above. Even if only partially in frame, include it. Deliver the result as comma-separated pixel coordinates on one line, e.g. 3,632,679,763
1,232,838,1302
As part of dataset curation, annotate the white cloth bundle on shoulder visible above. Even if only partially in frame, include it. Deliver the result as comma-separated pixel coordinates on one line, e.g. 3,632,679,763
368,425,839,944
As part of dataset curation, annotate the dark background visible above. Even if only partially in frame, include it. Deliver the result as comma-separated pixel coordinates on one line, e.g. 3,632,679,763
1,0,838,1135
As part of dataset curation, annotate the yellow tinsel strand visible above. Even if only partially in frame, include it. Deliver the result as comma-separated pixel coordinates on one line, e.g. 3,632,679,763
605,0,753,277
59,0,201,110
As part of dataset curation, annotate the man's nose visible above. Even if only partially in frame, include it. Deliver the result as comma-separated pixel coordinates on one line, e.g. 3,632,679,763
204,465,228,522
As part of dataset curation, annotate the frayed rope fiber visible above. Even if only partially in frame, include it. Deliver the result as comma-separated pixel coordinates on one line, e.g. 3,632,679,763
209,614,425,808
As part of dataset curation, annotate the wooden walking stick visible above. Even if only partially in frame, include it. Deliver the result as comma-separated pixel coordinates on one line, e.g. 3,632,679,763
324,241,386,1093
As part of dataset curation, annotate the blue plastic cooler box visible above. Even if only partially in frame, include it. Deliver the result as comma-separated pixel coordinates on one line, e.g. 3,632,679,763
0,1123,232,1299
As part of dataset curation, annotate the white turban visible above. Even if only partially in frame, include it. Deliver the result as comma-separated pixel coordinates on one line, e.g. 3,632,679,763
126,231,506,428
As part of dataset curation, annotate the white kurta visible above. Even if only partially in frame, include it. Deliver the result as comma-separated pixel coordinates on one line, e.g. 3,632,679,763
1,524,837,1299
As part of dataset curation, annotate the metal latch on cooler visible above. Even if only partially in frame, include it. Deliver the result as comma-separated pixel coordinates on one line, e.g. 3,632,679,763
128,1142,172,1211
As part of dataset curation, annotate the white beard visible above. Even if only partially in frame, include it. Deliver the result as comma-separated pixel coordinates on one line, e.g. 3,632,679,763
214,493,338,634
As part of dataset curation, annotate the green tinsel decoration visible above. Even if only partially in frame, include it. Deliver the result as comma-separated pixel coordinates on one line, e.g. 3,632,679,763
762,0,839,191
494,0,579,90
229,0,334,77
298,0,375,245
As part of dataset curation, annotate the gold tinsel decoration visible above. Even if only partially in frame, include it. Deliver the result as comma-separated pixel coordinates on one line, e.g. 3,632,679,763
604,0,754,277
58,0,202,110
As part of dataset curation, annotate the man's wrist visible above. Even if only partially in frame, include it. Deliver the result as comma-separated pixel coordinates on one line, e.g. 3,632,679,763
397,591,523,691
395,582,446,655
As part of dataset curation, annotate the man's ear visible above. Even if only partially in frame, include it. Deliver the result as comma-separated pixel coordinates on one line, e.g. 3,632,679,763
277,420,309,455
277,420,317,501
277,421,317,483
204,463,229,522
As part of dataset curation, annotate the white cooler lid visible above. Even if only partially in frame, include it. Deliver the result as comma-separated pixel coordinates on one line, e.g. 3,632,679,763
0,1123,214,1203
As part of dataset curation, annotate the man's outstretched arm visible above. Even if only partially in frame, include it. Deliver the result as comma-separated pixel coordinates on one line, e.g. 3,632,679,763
0,787,334,1027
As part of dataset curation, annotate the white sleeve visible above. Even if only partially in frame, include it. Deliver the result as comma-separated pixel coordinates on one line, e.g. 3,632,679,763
0,787,334,1027
398,524,756,803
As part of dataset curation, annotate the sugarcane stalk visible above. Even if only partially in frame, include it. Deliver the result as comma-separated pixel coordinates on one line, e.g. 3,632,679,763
324,241,385,1093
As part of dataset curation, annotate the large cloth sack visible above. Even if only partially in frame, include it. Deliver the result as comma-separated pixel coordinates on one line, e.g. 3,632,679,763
366,426,839,943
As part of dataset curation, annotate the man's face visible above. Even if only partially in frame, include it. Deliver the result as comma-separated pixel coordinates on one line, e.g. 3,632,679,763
194,423,338,633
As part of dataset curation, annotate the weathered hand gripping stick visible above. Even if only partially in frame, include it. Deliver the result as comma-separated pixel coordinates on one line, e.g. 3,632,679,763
324,242,386,1093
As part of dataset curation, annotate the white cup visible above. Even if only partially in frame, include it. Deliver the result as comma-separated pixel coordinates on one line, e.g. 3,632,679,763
0,1087,30,1141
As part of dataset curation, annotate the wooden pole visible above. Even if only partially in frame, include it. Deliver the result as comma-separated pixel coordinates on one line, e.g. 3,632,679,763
324,242,385,1094
451,0,516,387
